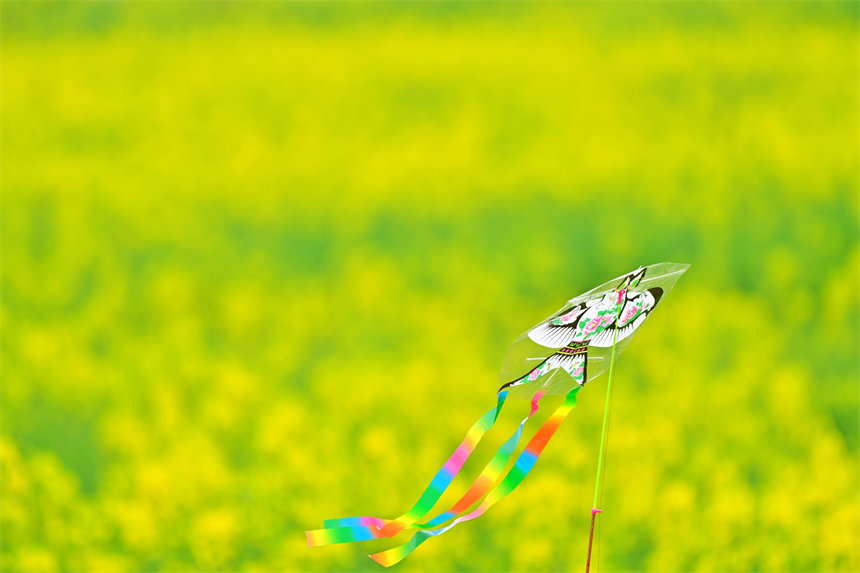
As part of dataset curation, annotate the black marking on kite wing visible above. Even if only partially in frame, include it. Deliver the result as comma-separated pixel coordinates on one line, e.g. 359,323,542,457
588,287,664,348
498,348,589,391
546,352,581,371
499,363,537,391
527,302,588,348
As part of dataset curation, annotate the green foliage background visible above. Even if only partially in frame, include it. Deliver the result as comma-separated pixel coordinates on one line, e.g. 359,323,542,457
1,2,858,571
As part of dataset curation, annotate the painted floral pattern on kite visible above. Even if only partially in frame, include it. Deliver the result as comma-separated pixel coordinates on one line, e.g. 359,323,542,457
502,267,665,392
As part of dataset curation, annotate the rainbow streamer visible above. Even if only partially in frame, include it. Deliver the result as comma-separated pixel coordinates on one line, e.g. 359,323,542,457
412,389,546,530
306,390,508,547
370,387,580,567
312,390,547,546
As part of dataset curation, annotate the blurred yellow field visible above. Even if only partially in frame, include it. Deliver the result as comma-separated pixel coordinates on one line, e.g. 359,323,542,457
1,2,857,571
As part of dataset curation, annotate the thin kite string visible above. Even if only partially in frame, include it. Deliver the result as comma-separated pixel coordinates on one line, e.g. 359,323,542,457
596,364,615,573
599,348,619,573
592,298,623,572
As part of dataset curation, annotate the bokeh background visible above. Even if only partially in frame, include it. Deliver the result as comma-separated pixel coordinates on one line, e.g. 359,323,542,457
1,1,858,572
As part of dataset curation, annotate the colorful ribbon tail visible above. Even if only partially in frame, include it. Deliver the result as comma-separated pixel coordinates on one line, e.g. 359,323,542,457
306,524,379,547
306,390,509,546
369,387,580,567
415,390,546,530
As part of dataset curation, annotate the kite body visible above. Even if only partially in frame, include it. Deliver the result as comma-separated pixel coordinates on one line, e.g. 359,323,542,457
306,262,688,566
498,261,688,398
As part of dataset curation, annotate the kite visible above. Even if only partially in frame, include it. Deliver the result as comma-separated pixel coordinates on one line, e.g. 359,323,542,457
306,262,689,568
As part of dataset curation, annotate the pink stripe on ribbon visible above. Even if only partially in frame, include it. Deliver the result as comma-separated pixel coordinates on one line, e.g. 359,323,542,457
531,391,545,414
